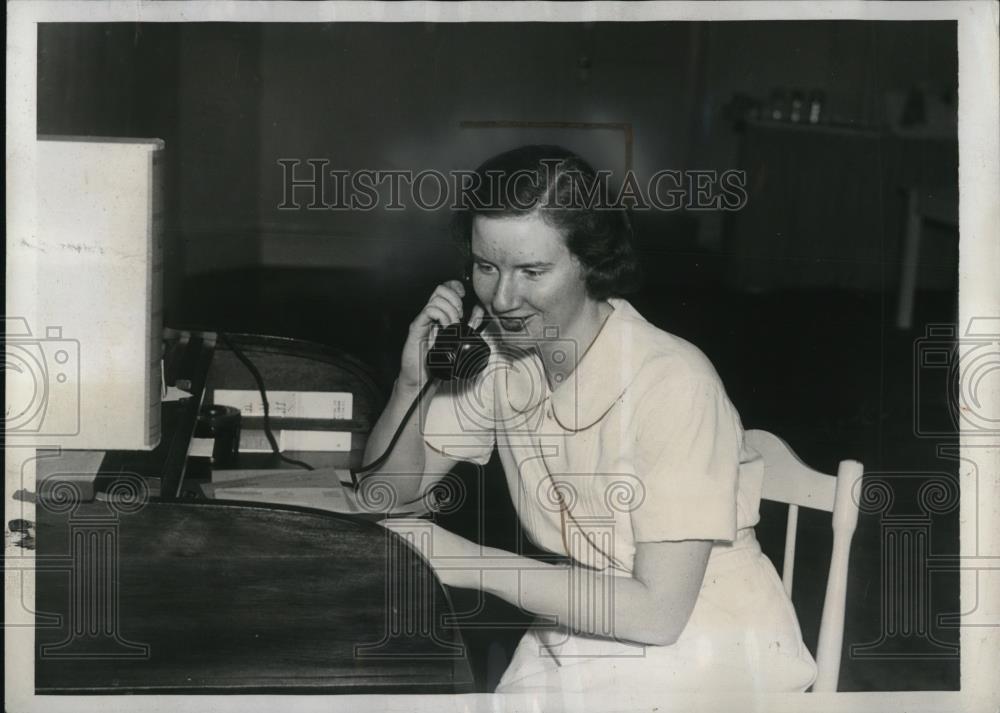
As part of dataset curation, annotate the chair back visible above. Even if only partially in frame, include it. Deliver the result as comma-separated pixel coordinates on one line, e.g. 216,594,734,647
745,429,863,693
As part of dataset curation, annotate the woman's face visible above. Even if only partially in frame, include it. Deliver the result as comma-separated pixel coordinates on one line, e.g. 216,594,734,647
470,212,600,346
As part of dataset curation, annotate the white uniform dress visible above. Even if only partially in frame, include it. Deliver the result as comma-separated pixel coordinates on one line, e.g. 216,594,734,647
422,298,818,696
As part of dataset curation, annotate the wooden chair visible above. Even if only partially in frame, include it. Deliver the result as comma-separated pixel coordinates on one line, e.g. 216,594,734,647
745,429,864,692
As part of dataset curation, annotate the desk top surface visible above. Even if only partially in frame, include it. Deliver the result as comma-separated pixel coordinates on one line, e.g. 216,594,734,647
35,500,474,694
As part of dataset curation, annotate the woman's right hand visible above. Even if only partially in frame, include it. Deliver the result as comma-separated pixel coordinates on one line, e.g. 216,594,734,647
399,280,484,389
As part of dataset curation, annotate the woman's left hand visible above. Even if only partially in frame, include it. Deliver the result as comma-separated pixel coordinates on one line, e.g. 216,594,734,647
377,519,487,590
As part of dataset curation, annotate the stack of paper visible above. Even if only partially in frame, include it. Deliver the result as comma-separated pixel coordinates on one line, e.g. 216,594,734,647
238,428,351,453
213,389,352,420
212,389,354,453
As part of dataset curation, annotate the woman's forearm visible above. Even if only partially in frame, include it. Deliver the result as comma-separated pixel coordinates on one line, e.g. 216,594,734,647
476,548,687,647
382,522,705,646
359,378,437,504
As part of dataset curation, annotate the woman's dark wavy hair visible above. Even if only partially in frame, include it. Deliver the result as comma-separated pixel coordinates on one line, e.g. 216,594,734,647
452,145,642,300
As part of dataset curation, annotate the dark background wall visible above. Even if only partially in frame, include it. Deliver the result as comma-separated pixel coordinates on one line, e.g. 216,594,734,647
38,21,961,692
38,22,958,361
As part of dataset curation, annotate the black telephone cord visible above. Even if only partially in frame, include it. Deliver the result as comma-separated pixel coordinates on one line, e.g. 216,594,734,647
221,332,450,510
349,379,436,491
218,332,315,471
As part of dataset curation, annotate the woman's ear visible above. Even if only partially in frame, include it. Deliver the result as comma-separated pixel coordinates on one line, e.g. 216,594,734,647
571,255,594,292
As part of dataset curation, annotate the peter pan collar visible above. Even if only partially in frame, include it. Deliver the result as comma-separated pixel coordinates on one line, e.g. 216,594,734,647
500,298,654,432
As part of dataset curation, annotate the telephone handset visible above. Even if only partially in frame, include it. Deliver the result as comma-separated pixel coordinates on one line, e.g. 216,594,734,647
352,279,491,490
425,278,491,382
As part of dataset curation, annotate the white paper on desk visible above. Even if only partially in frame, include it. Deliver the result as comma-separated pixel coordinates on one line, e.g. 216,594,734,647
202,468,359,514
282,430,351,452
202,468,424,516
213,389,353,420
239,429,351,453
212,467,354,485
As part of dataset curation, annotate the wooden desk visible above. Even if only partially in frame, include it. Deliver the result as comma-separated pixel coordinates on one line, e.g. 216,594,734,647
34,330,474,694
35,501,473,693
35,502,472,693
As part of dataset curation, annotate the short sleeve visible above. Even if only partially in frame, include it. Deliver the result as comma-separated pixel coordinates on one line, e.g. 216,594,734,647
630,371,742,543
421,374,497,465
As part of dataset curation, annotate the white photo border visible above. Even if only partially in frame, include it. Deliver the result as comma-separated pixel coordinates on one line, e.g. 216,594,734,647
6,2,999,712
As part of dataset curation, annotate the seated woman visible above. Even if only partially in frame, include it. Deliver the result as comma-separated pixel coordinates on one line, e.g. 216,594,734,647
362,145,817,696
